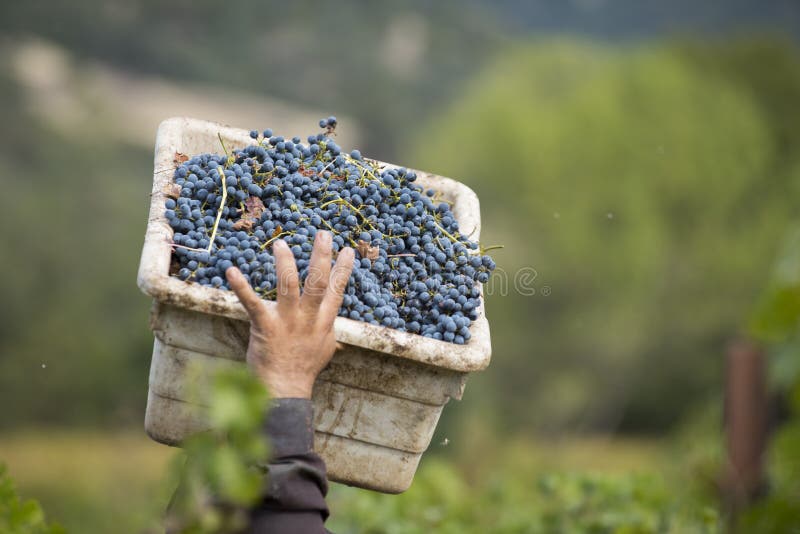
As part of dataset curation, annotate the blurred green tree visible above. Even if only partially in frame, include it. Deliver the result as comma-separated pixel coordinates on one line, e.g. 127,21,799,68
412,39,800,433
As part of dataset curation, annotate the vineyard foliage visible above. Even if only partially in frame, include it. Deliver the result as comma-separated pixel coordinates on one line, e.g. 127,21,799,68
740,227,800,532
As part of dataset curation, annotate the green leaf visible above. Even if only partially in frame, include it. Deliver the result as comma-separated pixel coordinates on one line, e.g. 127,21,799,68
751,226,800,342
750,285,800,342
0,464,64,533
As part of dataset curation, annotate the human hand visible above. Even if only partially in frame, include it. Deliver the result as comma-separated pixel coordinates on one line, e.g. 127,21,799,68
226,231,355,398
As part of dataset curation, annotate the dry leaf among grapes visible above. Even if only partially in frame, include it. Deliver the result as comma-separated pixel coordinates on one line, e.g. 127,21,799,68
232,219,254,231
244,196,266,220
232,196,266,231
163,183,182,199
299,166,316,177
272,225,283,239
356,239,380,260
173,152,189,164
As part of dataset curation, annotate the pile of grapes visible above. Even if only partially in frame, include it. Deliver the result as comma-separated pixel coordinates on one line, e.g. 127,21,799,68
165,117,496,344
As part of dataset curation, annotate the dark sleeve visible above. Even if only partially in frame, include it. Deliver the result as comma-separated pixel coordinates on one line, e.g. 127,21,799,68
248,398,330,534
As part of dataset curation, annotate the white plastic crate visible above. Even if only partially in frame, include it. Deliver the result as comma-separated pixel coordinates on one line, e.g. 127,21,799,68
137,117,492,493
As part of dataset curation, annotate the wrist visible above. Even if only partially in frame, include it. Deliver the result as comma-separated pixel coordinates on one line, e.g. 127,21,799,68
259,374,315,399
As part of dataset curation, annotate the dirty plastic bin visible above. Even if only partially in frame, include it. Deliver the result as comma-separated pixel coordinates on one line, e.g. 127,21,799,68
137,117,492,493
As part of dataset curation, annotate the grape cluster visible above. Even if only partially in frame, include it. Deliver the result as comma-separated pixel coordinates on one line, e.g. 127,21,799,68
165,117,496,344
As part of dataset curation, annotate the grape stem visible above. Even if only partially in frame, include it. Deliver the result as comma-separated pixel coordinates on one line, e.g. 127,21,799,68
206,133,231,253
320,197,377,231
433,219,459,244
217,132,233,163
170,243,209,253
260,231,291,250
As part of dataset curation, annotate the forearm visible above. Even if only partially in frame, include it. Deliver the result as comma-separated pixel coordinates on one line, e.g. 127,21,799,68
248,398,329,534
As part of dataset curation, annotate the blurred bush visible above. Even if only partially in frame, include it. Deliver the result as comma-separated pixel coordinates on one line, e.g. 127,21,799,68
412,38,800,434
165,367,270,534
328,457,720,533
